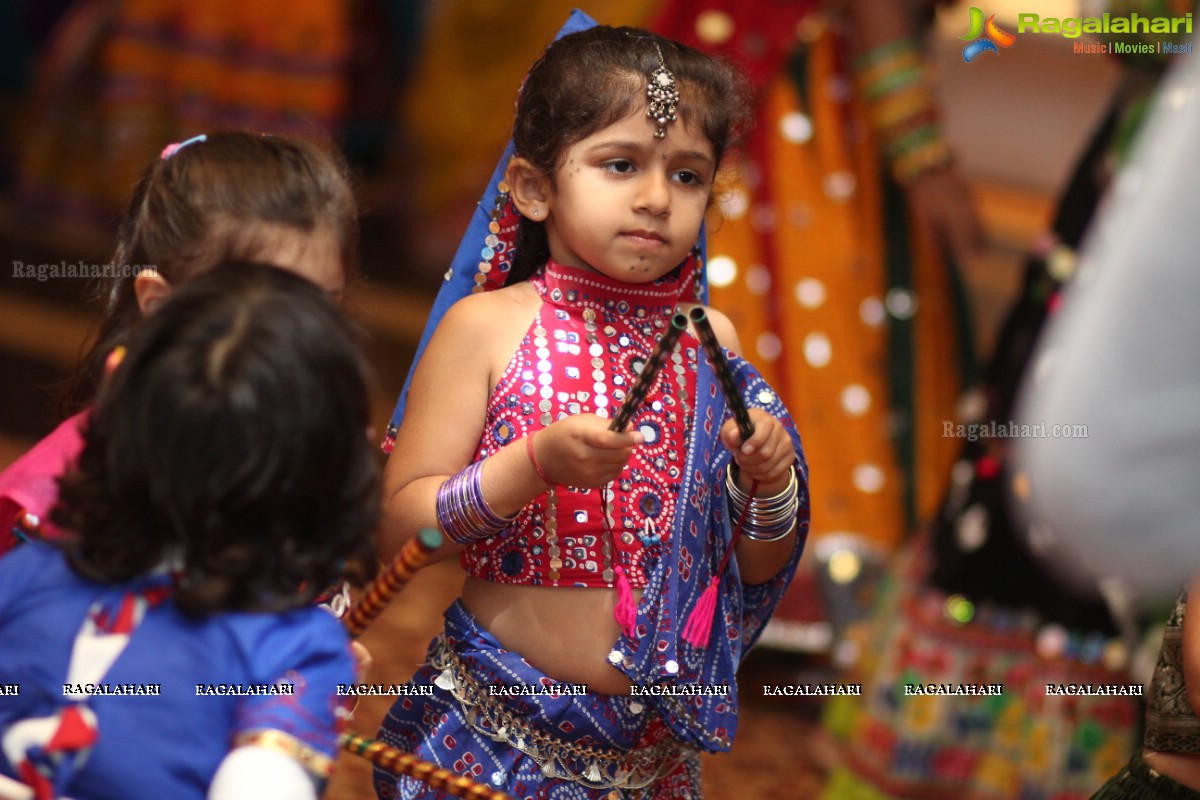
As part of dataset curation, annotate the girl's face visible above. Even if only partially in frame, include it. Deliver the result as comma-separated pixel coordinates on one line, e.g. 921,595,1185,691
541,109,715,283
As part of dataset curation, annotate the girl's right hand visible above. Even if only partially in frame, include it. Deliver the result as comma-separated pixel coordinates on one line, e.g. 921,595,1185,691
532,414,642,488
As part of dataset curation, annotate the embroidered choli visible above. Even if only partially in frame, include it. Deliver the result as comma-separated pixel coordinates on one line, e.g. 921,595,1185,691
461,260,701,589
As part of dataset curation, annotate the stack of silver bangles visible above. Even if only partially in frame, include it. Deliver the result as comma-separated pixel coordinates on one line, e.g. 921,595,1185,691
436,461,516,545
724,465,799,541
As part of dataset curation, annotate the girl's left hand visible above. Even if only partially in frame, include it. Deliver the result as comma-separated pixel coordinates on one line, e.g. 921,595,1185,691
720,408,794,494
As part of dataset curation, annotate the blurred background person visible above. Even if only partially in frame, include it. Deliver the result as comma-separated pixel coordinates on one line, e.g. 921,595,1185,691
1015,33,1200,609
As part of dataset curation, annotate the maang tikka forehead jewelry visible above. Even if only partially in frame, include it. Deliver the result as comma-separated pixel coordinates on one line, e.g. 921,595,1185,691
646,43,679,139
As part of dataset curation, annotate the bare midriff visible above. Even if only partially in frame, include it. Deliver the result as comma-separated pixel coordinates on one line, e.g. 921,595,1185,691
461,576,641,695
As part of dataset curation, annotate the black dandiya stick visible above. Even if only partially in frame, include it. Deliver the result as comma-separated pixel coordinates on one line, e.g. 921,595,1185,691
608,312,689,432
687,306,755,441
679,306,766,649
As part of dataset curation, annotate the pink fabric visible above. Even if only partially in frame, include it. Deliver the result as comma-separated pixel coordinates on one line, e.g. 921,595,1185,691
0,411,87,553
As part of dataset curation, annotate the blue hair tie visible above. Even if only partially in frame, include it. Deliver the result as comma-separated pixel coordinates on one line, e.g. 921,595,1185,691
160,134,208,160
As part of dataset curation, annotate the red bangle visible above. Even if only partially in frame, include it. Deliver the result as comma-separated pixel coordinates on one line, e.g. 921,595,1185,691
526,432,554,486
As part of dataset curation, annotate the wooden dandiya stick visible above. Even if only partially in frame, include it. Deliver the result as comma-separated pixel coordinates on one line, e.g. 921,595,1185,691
339,731,515,800
686,306,755,441
343,528,442,637
608,312,689,432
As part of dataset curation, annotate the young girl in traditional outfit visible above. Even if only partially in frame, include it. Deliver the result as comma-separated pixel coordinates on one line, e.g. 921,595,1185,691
0,263,378,799
0,131,356,556
374,15,809,799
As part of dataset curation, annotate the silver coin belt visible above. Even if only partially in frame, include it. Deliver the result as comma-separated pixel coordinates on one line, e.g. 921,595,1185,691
428,636,693,790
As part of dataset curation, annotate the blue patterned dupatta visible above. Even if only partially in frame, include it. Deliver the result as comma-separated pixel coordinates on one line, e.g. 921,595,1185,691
612,352,808,750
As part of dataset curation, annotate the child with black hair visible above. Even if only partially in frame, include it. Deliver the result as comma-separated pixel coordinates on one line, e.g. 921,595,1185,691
0,263,378,800
374,15,809,799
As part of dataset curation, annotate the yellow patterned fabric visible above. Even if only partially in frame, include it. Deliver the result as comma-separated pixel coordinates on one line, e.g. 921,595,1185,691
13,0,351,235
703,25,962,553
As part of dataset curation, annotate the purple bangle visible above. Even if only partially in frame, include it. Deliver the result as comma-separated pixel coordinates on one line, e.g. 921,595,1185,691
436,461,515,545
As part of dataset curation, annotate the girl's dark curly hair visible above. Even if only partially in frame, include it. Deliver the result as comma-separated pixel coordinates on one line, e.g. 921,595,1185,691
506,25,754,284
53,263,379,615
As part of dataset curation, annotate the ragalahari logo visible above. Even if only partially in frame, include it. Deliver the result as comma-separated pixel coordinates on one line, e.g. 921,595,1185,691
961,7,1016,62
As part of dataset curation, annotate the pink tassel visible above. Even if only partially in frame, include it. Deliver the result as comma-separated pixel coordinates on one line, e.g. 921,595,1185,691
680,475,759,649
682,577,720,648
613,566,638,638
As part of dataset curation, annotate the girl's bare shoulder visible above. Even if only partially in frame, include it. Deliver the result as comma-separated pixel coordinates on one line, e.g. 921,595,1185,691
441,281,540,329
426,281,542,368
